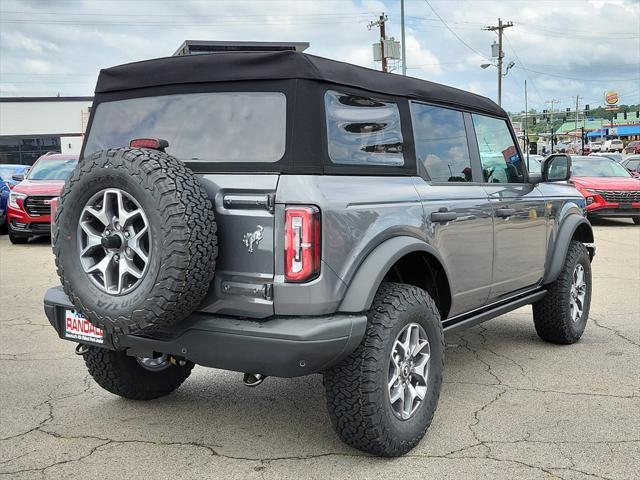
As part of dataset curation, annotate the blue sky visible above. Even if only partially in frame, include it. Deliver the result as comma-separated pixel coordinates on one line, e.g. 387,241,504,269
1,0,639,112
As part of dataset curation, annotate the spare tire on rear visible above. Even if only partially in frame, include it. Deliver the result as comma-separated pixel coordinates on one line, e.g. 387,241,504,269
54,148,217,334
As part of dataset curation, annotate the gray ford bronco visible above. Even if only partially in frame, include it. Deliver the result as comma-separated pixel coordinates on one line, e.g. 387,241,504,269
44,50,595,457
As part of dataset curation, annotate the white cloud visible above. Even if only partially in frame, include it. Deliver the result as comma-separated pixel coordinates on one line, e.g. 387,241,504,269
0,0,638,111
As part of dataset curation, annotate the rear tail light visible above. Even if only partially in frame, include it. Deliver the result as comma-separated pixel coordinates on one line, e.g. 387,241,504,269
129,138,169,151
284,206,321,282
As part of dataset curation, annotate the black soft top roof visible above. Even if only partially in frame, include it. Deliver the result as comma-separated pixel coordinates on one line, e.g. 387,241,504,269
95,50,505,117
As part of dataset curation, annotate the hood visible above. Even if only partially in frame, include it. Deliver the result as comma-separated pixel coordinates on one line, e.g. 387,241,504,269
571,176,640,191
12,179,65,196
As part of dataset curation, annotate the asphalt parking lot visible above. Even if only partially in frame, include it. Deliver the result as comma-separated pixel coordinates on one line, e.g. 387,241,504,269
0,218,638,480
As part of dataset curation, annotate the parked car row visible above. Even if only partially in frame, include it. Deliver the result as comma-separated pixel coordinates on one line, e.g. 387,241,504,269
2,149,638,244
1,153,78,243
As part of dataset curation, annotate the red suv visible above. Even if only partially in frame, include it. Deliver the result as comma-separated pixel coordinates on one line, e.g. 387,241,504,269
624,141,640,154
570,155,640,225
7,153,78,244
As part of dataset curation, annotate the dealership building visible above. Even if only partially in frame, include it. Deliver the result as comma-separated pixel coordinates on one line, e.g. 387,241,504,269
0,96,93,165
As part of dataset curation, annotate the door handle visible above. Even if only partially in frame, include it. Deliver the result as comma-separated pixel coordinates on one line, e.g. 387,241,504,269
496,208,516,218
430,209,458,223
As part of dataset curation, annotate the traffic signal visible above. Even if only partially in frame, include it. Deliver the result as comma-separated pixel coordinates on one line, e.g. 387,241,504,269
585,104,590,111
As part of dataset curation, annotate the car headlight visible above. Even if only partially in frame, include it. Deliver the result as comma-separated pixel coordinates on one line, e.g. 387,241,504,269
9,192,26,209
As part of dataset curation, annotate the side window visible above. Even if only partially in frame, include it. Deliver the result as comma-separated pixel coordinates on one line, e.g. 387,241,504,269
325,90,404,166
472,114,525,183
410,102,473,182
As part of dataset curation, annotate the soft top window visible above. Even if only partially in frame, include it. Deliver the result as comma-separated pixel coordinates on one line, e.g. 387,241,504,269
325,90,404,166
84,92,286,163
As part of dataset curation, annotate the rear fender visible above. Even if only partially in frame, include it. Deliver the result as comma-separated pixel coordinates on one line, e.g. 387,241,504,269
339,236,450,312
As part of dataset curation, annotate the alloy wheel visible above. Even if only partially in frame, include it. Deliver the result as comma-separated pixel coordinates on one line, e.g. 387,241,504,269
570,263,587,323
388,322,431,420
77,188,151,295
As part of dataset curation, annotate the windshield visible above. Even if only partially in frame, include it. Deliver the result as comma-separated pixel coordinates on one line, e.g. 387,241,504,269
84,92,287,163
28,158,78,180
0,165,24,178
572,158,632,177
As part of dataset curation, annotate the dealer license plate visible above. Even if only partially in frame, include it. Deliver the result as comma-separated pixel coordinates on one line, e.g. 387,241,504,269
64,309,104,344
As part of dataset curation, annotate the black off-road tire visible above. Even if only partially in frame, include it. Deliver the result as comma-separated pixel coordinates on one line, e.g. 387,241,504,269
533,241,592,344
324,283,444,457
54,148,217,334
8,230,27,244
85,347,194,400
632,216,640,225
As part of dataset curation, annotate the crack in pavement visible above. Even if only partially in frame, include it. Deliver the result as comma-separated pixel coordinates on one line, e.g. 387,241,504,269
444,380,639,399
591,314,640,349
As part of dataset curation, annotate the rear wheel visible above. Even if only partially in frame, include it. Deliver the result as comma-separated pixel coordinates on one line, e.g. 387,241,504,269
533,241,592,344
85,347,194,400
324,283,444,457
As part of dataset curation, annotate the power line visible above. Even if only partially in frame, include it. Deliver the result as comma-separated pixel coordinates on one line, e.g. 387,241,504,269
422,0,488,60
513,65,640,83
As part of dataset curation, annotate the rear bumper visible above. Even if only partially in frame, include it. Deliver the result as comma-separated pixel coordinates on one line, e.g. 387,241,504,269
44,286,367,378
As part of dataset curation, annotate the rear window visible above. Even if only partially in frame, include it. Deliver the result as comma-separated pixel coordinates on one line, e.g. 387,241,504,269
84,92,287,163
325,90,404,166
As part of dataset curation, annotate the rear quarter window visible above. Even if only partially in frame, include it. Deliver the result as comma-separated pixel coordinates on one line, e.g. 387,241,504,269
325,90,404,166
84,92,287,163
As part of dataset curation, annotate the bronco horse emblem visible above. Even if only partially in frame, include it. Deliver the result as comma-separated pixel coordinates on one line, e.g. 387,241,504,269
243,225,264,253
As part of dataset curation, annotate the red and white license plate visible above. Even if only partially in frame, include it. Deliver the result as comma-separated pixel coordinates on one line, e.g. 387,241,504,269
64,309,104,344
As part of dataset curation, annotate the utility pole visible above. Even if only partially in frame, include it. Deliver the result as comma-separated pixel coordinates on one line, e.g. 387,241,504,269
400,0,406,75
546,98,560,151
574,94,581,140
482,18,513,107
368,13,389,72
524,80,529,167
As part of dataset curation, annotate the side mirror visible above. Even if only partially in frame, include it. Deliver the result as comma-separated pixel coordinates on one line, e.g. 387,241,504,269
542,154,571,182
12,173,24,182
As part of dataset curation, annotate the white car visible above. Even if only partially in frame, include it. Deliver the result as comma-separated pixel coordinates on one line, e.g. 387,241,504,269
589,142,602,152
602,139,624,152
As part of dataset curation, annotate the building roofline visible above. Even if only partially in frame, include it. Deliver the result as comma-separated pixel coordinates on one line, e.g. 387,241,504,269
0,96,94,103
173,40,309,56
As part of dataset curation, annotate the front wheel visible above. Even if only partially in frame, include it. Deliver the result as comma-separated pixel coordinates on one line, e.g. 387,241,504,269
324,283,444,457
8,230,28,244
85,347,194,400
632,217,640,225
533,241,592,344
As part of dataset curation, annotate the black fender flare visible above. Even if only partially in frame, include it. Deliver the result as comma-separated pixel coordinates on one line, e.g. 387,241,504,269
339,236,450,312
543,215,594,284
